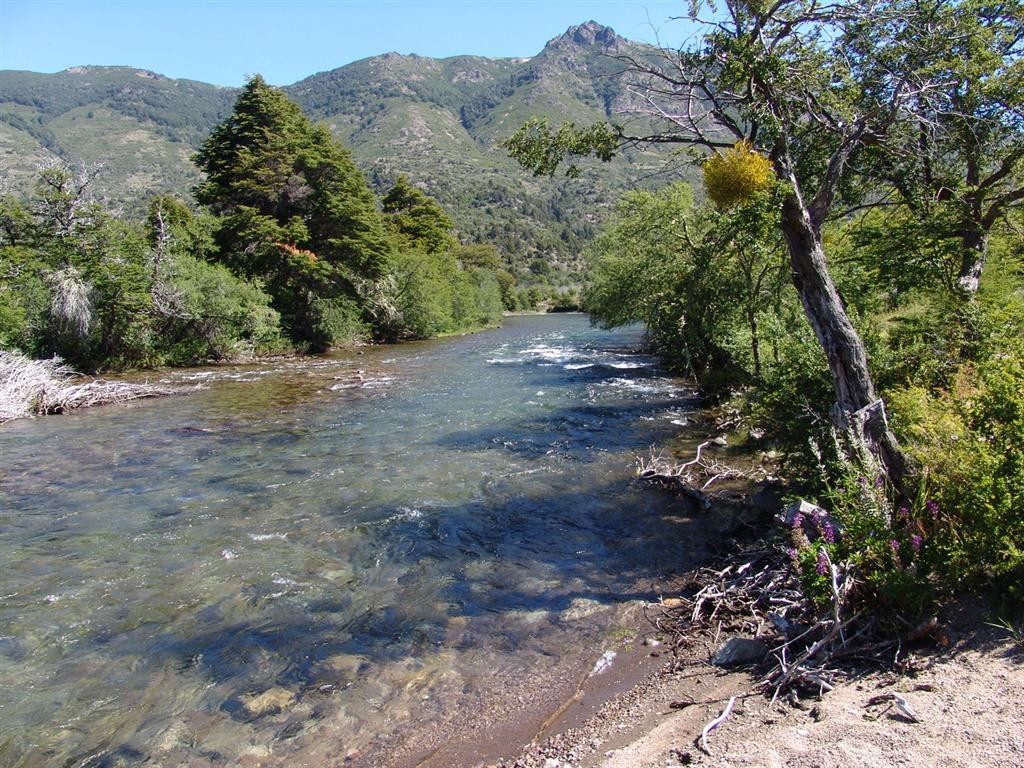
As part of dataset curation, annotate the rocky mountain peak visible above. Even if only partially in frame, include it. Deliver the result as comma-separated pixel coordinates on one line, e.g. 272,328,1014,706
548,21,623,52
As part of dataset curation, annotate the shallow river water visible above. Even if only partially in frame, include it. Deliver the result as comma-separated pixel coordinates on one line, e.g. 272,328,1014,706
0,314,716,767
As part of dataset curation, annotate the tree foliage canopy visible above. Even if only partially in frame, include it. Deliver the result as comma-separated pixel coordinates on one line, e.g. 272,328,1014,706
195,75,395,348
508,0,1024,489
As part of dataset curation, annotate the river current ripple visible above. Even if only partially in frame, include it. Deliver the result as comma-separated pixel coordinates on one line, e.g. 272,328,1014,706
0,314,708,767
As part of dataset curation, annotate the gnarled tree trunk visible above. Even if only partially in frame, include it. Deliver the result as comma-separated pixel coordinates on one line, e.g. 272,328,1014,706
956,220,988,297
779,192,909,489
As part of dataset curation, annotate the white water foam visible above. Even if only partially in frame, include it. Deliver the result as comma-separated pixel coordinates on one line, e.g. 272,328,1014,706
250,533,288,542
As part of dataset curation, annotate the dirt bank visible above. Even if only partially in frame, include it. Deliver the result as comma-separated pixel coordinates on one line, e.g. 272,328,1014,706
497,601,1023,768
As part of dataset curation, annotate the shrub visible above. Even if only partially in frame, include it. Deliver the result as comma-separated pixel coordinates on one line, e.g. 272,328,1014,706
789,432,940,617
791,319,1024,618
156,255,283,363
887,340,1024,593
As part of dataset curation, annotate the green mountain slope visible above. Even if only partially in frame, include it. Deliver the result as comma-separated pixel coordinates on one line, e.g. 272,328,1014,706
0,67,235,208
0,23,695,291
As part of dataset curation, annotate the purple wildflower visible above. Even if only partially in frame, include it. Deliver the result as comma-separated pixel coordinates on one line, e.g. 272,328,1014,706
816,548,829,576
897,505,910,520
889,538,900,554
925,500,940,519
786,547,799,562
857,476,868,487
874,475,885,489
822,521,836,544
911,534,923,552
791,512,804,530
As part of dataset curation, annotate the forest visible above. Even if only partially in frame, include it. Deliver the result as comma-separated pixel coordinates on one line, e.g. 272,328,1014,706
0,76,510,373
508,0,1024,619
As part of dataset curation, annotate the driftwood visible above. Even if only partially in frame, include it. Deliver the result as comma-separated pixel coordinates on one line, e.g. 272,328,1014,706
0,351,175,424
698,695,737,755
864,692,922,723
636,444,767,509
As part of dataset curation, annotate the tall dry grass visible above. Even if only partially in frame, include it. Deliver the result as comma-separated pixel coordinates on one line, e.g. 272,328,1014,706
0,350,170,424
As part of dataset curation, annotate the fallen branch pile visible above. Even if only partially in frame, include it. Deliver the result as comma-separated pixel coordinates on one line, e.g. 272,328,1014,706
636,444,769,509
652,541,897,705
1,350,174,424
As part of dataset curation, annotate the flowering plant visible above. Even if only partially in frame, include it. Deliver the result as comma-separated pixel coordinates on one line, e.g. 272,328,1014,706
788,430,940,617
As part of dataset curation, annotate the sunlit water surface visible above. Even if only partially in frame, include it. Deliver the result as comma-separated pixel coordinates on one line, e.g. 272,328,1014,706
1,314,713,767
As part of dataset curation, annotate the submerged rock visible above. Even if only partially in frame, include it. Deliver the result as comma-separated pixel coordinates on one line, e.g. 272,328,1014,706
242,687,295,717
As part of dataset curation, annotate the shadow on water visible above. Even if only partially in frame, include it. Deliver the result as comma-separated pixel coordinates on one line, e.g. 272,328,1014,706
55,472,717,765
98,478,708,740
433,399,700,461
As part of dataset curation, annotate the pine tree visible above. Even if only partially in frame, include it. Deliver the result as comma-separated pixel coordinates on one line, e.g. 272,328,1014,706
194,75,394,348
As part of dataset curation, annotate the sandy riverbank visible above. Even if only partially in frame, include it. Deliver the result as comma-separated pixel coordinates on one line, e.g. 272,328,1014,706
494,596,1023,768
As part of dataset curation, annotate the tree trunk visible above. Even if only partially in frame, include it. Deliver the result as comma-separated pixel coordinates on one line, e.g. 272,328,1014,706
956,222,987,296
779,193,909,489
748,307,762,379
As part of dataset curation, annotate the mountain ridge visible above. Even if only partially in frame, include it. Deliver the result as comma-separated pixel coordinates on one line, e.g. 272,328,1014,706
0,22,692,292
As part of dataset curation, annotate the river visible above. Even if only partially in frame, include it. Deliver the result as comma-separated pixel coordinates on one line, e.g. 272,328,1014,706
0,314,724,767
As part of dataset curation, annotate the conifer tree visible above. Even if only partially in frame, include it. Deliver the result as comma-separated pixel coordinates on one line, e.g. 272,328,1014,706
194,75,394,348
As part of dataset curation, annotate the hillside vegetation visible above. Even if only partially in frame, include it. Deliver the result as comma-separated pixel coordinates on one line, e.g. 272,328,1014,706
0,23,694,301
0,77,506,373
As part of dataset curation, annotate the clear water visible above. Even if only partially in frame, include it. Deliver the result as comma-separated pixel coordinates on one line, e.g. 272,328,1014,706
0,314,710,767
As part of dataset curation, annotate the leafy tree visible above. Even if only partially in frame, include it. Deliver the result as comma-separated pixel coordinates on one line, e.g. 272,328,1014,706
30,163,104,241
455,243,503,272
382,176,457,255
502,117,617,179
6,165,157,368
494,268,518,311
851,0,1024,297
145,195,283,362
508,0,994,487
379,177,503,338
194,75,394,349
585,182,787,379
0,244,47,353
0,170,283,369
386,247,458,339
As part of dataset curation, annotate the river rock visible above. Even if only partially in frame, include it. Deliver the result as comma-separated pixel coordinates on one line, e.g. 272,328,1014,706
711,637,769,668
242,687,295,717
769,612,810,640
781,499,844,541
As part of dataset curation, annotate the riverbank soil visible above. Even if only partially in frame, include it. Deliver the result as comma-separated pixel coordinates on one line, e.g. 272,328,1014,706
500,601,1024,768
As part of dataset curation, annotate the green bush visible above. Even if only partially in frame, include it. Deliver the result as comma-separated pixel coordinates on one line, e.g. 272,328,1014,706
155,255,283,364
309,295,366,349
789,299,1024,618
0,247,48,354
888,337,1024,592
748,314,835,484
790,433,940,617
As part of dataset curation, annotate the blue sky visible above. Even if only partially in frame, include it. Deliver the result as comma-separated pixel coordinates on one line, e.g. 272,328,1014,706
0,1,696,86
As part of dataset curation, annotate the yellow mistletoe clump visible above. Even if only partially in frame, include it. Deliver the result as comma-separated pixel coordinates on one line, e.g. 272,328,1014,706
703,140,775,209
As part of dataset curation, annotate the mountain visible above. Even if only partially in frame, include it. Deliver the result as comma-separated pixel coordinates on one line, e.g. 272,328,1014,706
0,22,694,291
0,67,234,204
